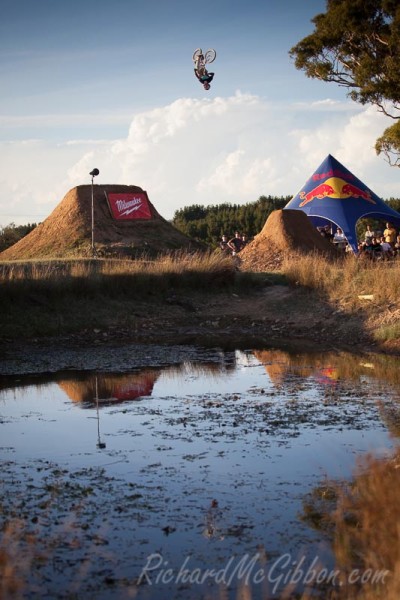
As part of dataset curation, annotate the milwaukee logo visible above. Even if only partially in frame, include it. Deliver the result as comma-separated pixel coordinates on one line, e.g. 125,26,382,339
107,192,152,221
115,198,142,216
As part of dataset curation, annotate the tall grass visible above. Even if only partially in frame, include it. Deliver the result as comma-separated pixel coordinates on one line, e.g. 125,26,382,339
0,252,237,299
0,253,258,338
281,253,400,309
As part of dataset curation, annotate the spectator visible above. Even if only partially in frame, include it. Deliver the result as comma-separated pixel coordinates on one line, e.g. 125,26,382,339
364,224,375,243
383,222,397,248
364,238,374,259
333,227,346,250
219,234,230,254
318,224,333,241
228,231,245,255
394,234,400,256
357,241,370,260
380,236,394,259
371,237,383,260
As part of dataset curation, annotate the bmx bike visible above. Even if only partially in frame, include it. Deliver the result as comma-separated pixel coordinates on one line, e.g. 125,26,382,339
192,48,216,69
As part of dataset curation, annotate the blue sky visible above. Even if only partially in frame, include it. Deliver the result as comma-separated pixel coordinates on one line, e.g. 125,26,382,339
0,0,398,225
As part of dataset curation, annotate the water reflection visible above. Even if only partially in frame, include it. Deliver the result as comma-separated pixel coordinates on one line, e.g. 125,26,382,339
1,346,400,599
253,349,400,389
58,370,160,406
2,347,399,402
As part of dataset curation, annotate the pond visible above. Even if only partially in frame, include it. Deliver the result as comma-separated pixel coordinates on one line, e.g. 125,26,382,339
1,345,400,599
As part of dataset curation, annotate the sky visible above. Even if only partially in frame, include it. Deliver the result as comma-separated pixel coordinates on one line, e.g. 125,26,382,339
0,0,398,227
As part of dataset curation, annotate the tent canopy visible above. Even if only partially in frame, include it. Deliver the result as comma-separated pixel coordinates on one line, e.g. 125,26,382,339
284,154,400,252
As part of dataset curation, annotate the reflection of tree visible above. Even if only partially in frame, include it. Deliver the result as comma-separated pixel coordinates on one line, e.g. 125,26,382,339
253,350,312,385
253,349,400,389
300,449,400,599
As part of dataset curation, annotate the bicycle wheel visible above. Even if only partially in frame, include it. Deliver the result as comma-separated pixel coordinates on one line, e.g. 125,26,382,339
204,49,216,64
192,48,203,61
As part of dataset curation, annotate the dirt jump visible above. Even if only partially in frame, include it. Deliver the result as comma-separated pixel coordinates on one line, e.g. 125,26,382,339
239,209,340,271
0,185,203,260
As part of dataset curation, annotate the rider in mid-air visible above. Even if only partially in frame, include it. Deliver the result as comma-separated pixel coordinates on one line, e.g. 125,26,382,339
193,51,214,90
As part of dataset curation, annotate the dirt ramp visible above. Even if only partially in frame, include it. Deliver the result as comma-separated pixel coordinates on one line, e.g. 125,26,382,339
240,209,338,271
0,185,203,260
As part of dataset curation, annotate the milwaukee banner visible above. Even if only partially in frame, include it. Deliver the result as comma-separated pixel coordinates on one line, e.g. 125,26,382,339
106,192,152,220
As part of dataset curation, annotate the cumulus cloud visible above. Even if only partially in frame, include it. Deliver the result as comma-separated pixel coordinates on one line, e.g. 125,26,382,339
0,93,398,226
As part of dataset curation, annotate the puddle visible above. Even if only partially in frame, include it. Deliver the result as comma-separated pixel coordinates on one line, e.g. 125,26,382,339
1,347,400,599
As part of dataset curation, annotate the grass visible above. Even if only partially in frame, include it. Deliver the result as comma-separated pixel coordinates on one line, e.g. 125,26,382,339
300,448,400,600
1,251,400,342
0,252,263,339
281,253,400,307
281,253,400,343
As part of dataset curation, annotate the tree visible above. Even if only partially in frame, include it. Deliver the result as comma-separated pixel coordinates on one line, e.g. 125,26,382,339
172,196,290,246
289,0,400,166
0,222,37,252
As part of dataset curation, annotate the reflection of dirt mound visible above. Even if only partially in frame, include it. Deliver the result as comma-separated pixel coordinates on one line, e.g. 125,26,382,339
254,350,312,384
240,209,339,272
0,185,203,260
58,370,160,404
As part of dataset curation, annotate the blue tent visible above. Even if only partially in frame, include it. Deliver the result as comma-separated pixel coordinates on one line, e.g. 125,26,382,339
284,154,400,253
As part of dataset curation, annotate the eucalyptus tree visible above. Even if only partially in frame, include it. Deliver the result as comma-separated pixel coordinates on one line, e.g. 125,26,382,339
289,0,400,166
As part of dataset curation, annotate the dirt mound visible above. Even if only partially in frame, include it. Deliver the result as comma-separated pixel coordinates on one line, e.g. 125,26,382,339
239,209,339,271
0,185,204,260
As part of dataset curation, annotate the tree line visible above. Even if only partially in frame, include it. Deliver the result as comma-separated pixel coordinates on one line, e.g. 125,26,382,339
171,196,290,246
0,222,37,252
172,196,400,246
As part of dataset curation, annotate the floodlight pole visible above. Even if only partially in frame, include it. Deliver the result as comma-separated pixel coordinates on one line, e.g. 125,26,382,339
89,168,99,258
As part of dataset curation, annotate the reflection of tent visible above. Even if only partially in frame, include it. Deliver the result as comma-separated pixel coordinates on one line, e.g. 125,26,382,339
58,371,159,406
284,155,400,253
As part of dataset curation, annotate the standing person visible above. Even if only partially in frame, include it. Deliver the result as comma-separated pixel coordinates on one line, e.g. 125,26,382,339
394,234,400,256
333,227,346,251
227,231,244,255
219,234,230,254
383,222,397,248
364,224,375,243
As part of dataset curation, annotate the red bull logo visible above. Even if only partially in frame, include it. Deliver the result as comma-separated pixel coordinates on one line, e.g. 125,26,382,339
299,177,375,207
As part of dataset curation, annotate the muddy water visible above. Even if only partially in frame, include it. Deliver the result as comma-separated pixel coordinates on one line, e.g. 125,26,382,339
1,346,400,599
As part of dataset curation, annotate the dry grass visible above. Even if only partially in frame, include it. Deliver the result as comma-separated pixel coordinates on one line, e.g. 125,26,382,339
282,253,400,306
281,253,400,343
0,251,234,280
301,448,400,600
0,252,258,338
0,252,237,298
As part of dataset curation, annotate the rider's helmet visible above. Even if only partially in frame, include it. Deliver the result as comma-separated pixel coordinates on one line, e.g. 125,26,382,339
203,82,211,90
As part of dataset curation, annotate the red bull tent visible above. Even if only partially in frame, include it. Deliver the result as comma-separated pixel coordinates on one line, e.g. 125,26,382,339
284,154,400,253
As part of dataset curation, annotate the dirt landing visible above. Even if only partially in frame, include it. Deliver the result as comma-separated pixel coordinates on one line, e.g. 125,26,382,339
240,209,339,272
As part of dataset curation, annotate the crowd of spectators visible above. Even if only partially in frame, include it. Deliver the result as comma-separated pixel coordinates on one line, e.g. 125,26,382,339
219,231,248,256
357,222,400,260
318,221,400,260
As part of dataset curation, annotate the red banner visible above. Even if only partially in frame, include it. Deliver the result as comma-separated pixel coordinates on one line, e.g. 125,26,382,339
107,192,152,220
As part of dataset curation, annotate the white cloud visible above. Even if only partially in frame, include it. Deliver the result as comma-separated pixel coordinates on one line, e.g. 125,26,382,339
1,95,399,226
